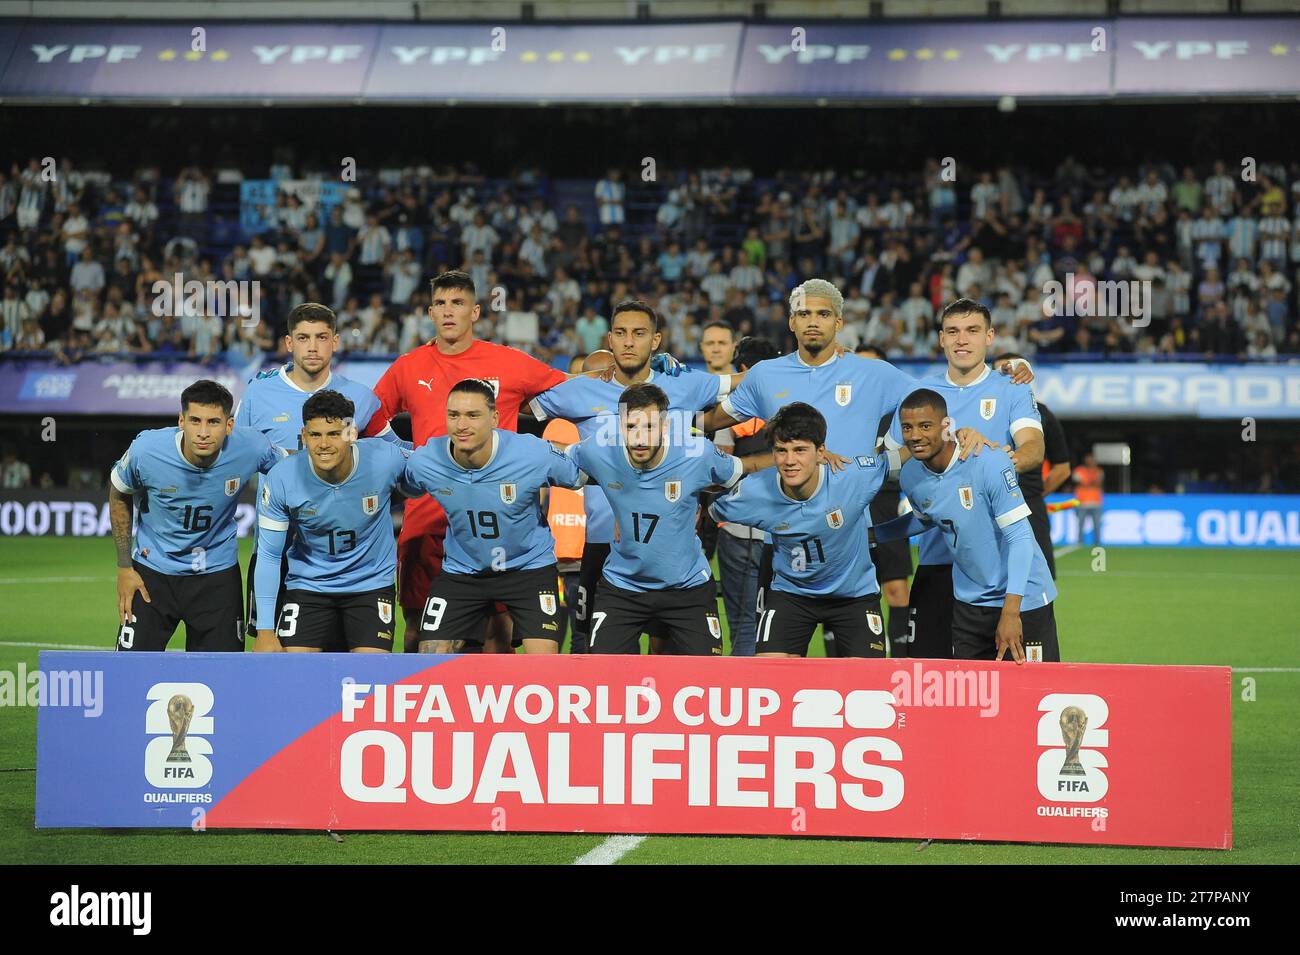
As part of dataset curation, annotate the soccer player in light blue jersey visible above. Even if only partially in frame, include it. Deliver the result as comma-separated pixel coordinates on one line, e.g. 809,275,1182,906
108,379,284,651
253,390,412,653
234,302,405,639
710,402,899,657
875,388,1060,665
696,278,917,452
565,382,757,655
694,279,1029,658
233,303,392,451
886,298,1045,659
528,300,740,652
405,378,585,654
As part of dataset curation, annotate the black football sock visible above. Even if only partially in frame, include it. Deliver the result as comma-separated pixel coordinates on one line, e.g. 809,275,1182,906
888,604,910,658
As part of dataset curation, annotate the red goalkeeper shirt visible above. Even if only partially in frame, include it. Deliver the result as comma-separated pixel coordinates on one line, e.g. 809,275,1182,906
362,339,567,444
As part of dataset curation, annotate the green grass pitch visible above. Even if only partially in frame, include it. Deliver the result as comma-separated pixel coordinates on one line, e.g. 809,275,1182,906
1,538,1296,864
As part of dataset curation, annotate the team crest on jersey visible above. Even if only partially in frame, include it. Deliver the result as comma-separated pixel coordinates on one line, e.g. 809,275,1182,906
959,486,974,510
826,508,845,529
540,593,557,617
707,615,722,640
866,611,883,635
500,483,517,505
835,383,852,406
362,494,380,515
980,398,997,420
377,599,392,624
224,477,240,497
665,480,682,503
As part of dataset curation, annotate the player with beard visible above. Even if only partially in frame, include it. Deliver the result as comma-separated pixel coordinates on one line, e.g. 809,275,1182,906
527,301,741,652
563,382,759,655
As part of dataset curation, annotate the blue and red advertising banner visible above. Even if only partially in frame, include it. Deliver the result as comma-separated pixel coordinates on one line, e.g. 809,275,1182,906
1,18,1298,101
35,652,1231,848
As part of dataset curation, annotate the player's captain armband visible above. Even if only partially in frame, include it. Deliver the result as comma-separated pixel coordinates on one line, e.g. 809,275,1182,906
1003,467,1019,491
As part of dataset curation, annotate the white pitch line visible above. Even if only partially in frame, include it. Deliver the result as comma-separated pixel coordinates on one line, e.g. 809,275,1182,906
1233,668,1300,673
0,576,110,585
574,835,647,865
1053,544,1081,558
0,641,109,651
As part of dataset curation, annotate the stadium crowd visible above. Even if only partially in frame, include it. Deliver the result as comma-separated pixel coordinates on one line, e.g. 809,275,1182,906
1,155,1299,363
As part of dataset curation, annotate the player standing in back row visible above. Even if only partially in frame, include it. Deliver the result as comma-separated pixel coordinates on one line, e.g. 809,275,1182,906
359,270,569,651
886,299,1043,658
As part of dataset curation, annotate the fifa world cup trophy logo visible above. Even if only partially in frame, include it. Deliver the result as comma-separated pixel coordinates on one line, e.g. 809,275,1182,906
166,694,195,763
1059,705,1088,776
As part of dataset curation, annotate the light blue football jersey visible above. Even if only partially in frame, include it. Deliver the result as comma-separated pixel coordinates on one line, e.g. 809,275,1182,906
255,439,408,625
889,363,1043,566
405,430,584,576
110,427,283,576
710,452,897,599
897,447,1057,610
721,351,914,454
234,364,383,452
567,433,742,592
529,369,729,544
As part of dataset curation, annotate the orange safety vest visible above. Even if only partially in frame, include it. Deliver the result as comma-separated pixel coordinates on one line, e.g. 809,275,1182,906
1074,465,1104,505
542,417,586,560
548,488,586,560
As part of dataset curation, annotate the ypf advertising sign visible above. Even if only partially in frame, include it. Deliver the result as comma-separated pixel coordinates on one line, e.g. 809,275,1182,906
36,653,1231,849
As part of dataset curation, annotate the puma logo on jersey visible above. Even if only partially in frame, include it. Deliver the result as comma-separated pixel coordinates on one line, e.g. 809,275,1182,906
417,379,434,391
